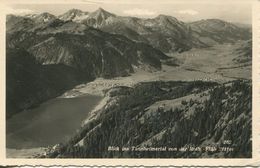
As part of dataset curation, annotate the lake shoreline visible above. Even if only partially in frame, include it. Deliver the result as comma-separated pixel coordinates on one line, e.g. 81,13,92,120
6,93,103,158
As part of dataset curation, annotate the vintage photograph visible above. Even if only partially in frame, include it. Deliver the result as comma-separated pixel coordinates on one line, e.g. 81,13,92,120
5,1,252,159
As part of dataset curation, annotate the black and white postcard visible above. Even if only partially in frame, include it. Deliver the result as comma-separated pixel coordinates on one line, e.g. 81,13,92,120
1,0,260,166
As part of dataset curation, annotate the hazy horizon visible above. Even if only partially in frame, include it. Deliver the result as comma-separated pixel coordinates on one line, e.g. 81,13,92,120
5,2,252,24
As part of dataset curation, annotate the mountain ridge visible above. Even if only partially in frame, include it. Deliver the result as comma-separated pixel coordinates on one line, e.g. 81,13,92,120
57,8,250,52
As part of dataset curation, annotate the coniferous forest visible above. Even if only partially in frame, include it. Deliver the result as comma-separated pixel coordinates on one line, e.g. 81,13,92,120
46,80,251,158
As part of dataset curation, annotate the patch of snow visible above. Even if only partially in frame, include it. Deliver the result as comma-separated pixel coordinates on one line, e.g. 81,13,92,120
43,18,49,22
74,14,89,22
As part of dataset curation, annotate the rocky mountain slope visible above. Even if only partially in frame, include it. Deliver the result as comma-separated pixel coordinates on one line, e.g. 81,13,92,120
56,8,251,53
76,8,197,53
7,14,168,78
7,8,251,55
232,40,252,64
189,19,251,46
6,48,87,118
58,9,89,22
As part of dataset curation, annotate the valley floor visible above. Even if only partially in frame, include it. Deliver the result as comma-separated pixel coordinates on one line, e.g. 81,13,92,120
60,42,250,98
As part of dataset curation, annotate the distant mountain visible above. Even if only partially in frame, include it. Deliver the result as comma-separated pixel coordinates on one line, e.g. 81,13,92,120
58,7,116,27
60,8,251,53
84,7,116,27
79,10,196,53
7,14,62,34
57,8,199,52
57,8,252,53
25,12,57,23
189,19,251,46
58,9,89,22
232,40,252,64
233,22,251,29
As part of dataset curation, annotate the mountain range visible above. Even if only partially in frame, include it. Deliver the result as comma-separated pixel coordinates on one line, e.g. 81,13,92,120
6,8,251,117
8,8,251,52
7,12,168,77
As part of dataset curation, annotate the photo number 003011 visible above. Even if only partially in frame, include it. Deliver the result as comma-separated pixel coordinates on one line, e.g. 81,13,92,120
3,0,256,162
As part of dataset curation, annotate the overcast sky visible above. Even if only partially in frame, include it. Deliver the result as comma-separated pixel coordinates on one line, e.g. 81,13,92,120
5,1,252,24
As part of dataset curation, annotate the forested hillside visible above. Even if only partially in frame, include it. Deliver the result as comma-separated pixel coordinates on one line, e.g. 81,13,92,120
47,80,251,158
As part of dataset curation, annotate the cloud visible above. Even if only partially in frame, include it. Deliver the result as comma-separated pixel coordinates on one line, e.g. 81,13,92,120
177,9,198,16
5,7,35,15
123,8,156,16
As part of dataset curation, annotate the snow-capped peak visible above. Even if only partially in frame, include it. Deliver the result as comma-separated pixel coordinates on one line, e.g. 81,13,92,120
59,8,89,22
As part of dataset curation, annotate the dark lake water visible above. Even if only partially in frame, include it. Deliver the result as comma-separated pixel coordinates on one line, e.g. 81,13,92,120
6,94,102,149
